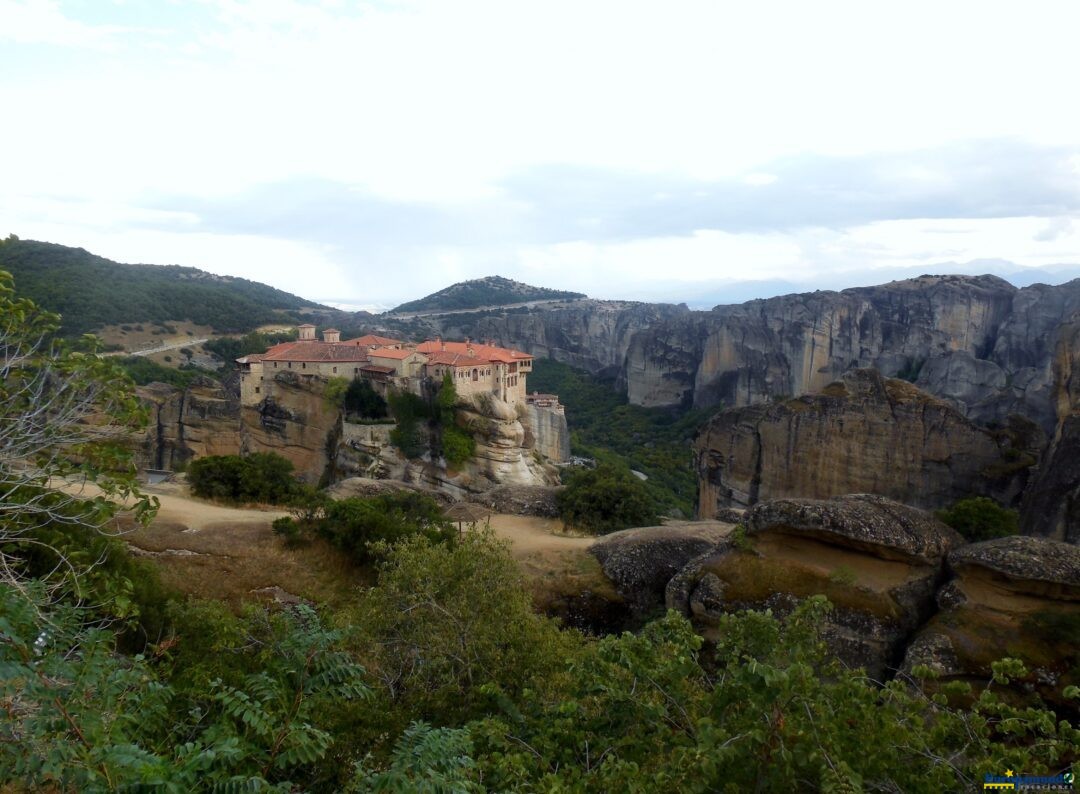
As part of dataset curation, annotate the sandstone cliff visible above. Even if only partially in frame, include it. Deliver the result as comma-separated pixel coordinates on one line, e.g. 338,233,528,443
138,378,241,469
432,276,1080,434
240,371,342,483
695,369,1038,516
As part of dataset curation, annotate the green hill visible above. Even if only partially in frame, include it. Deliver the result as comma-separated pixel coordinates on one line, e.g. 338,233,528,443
391,275,585,314
0,237,326,335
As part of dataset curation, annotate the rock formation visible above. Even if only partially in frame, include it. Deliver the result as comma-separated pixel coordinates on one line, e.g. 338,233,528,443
902,536,1080,704
520,400,571,463
137,378,241,469
240,370,342,482
589,521,734,620
695,369,1039,516
667,495,965,678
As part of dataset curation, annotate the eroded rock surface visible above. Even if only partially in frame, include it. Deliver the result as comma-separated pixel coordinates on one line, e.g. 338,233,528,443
902,536,1080,704
695,369,1038,515
669,495,964,678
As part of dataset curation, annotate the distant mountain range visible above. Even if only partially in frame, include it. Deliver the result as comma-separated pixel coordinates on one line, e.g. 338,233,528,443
389,275,585,314
0,238,329,336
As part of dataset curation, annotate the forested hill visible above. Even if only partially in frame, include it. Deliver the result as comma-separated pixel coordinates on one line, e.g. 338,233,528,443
0,237,327,335
390,275,585,314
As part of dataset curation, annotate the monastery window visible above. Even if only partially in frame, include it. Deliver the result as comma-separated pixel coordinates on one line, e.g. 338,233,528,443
288,362,292,369
472,369,479,382
255,387,260,394
273,362,278,368
302,363,307,369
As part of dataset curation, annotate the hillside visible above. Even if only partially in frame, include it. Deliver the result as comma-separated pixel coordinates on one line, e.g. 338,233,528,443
390,275,585,314
0,237,327,335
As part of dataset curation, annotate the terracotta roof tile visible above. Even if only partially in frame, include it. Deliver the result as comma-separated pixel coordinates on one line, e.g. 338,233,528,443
368,348,418,360
259,341,371,363
343,334,404,346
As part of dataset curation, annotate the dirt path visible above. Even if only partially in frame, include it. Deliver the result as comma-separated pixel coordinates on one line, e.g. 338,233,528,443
142,481,288,530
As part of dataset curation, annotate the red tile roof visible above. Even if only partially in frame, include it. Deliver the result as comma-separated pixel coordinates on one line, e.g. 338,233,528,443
359,364,395,375
256,341,371,363
343,334,404,347
368,348,417,360
424,351,492,368
416,340,531,363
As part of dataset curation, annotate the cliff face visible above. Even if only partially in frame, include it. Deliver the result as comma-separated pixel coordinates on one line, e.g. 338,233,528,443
695,369,1038,516
240,371,342,483
138,378,241,469
435,276,1080,434
520,402,571,463
429,300,691,379
1021,319,1080,542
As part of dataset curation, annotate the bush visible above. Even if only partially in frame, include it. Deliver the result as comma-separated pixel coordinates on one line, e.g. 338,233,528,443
388,391,431,459
442,425,475,468
186,453,300,504
936,496,1019,542
311,492,454,565
345,378,388,419
557,462,659,534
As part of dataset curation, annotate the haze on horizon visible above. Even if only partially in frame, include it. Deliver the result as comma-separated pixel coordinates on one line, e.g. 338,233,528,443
3,0,1080,311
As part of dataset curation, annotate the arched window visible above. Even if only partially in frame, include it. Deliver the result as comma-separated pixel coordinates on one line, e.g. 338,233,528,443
472,369,479,381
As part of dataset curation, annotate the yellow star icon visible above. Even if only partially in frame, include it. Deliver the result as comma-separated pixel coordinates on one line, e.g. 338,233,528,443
1005,770,1014,778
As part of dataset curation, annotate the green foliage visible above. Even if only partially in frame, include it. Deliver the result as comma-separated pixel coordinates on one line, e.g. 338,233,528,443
529,358,721,516
186,453,301,505
441,426,476,468
0,239,320,336
434,374,475,467
204,329,297,369
0,585,368,791
558,461,659,534
345,377,389,418
116,355,219,388
324,376,350,407
350,722,481,793
295,492,454,565
388,390,432,459
470,598,1080,792
936,496,1020,542
353,531,574,723
0,268,158,593
391,275,584,314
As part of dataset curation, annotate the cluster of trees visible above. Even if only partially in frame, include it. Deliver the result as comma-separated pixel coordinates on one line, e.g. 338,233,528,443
186,453,303,504
3,270,1078,790
388,374,476,468
115,355,218,388
273,491,456,564
0,237,318,336
203,329,298,369
529,358,722,517
558,461,659,534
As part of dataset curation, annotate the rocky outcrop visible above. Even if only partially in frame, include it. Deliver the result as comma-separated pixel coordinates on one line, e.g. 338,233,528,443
590,521,734,619
520,402,570,463
668,495,964,678
695,369,1039,516
428,300,692,380
326,476,454,506
1021,320,1080,542
240,370,342,482
902,536,1080,703
138,378,241,470
469,484,563,517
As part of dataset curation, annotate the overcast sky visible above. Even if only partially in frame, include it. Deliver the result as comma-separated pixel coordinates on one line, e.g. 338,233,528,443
3,0,1080,310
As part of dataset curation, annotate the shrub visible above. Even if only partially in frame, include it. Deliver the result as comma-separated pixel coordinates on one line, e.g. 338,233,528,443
936,496,1019,542
557,462,659,534
186,452,300,504
313,492,454,565
388,391,431,459
324,375,350,407
441,425,475,468
345,378,388,418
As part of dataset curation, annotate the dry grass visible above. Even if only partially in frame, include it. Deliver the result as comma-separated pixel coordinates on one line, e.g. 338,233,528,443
124,515,363,610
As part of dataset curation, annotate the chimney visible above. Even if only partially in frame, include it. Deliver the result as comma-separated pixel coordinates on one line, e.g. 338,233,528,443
323,328,340,343
297,323,316,341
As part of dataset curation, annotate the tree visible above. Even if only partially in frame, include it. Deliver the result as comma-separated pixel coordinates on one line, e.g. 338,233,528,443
0,270,156,597
557,462,658,534
388,390,430,459
435,373,474,468
345,378,388,419
936,496,1020,542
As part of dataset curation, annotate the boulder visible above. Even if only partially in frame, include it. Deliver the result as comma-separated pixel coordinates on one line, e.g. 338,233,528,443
669,495,963,678
589,521,734,619
902,536,1080,704
471,484,563,517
